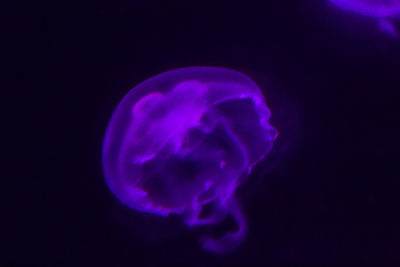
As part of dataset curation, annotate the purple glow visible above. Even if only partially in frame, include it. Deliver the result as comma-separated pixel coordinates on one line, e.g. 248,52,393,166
102,67,277,252
329,0,400,37
329,0,400,18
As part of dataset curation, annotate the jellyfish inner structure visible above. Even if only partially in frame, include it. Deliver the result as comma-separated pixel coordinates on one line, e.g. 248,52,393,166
102,67,277,253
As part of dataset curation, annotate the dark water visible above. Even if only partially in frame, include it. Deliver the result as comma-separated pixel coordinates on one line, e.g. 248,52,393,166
3,0,400,265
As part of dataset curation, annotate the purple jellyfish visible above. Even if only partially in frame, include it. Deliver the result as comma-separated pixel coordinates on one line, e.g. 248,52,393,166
102,66,278,253
329,0,400,36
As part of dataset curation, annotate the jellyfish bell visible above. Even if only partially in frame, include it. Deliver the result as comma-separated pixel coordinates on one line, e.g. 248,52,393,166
330,0,400,17
102,66,278,253
329,0,400,37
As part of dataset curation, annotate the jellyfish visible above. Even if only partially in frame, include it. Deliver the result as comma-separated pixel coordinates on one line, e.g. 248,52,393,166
329,0,400,36
102,66,278,253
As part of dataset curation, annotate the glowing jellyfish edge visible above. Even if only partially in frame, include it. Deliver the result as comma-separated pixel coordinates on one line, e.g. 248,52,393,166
329,0,400,36
102,66,278,252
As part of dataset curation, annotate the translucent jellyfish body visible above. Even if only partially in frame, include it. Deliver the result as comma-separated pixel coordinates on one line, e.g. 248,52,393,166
102,67,278,252
329,0,400,36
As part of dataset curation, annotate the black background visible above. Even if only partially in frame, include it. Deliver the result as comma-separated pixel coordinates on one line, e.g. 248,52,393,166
3,0,400,265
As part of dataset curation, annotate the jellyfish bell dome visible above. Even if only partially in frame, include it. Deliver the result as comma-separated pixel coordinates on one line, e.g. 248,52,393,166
329,0,400,36
102,66,278,252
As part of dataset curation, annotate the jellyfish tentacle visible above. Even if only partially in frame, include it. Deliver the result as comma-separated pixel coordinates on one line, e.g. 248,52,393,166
201,196,247,253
